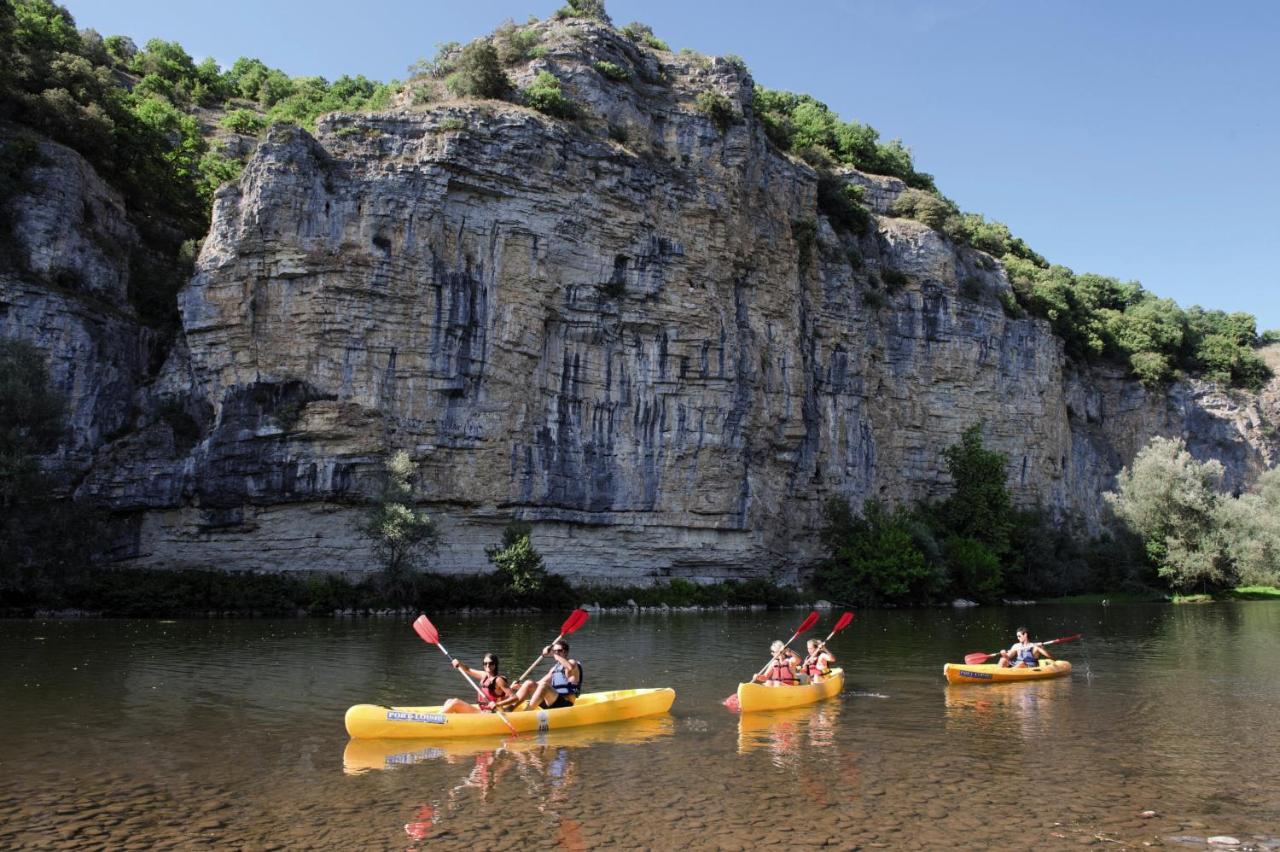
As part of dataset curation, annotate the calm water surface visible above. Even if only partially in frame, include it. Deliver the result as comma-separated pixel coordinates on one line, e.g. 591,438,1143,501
2,604,1278,850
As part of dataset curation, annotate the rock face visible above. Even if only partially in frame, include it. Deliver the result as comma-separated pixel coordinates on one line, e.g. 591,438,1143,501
7,21,1279,582
0,138,155,480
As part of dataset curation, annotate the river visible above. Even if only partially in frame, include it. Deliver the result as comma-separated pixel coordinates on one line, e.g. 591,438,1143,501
1,603,1278,850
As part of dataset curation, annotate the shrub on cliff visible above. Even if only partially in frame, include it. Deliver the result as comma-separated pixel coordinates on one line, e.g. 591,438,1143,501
753,87,935,190
493,19,542,65
620,22,669,51
445,40,509,100
522,71,575,118
358,451,439,597
555,0,611,24
695,90,736,133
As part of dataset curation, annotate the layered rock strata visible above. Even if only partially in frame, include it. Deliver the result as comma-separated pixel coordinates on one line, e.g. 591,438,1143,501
5,22,1277,582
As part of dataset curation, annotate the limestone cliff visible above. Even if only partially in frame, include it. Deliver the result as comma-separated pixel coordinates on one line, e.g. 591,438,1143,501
5,20,1277,582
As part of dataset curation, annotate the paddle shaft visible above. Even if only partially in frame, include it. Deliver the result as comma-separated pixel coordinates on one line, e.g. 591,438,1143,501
433,639,520,737
969,633,1081,663
753,632,805,680
514,629,570,683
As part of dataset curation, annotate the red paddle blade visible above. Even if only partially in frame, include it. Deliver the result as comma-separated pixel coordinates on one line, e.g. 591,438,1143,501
412,614,440,645
723,694,741,713
796,610,820,635
964,652,995,664
564,608,590,635
832,611,855,633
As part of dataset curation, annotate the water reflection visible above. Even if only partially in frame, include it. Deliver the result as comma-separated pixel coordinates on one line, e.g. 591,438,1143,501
383,720,675,848
343,715,674,773
943,678,1071,741
737,702,843,766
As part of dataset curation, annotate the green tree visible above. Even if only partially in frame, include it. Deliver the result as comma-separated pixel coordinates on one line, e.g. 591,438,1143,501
945,536,1004,601
487,521,548,596
1216,467,1280,587
1105,436,1230,592
938,424,1013,557
817,498,945,605
445,40,509,100
358,450,439,597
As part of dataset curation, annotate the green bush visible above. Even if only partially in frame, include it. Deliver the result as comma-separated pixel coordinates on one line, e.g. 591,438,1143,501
493,20,542,65
695,90,736,133
522,71,575,118
621,22,669,51
445,40,509,99
816,173,870,235
555,0,611,23
817,498,945,606
754,87,935,190
594,60,630,81
220,108,265,134
487,521,549,595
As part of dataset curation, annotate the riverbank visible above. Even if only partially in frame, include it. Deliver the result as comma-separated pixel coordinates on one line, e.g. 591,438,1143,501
4,566,1275,618
0,566,808,617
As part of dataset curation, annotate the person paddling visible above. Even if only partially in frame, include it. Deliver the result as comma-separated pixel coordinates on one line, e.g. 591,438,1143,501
998,627,1053,669
753,640,802,686
801,638,836,683
443,653,514,713
511,641,583,710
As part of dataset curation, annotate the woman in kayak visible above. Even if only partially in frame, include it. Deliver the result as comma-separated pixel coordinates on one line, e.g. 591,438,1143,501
801,638,837,683
754,640,802,686
443,653,514,713
998,627,1054,668
510,641,583,710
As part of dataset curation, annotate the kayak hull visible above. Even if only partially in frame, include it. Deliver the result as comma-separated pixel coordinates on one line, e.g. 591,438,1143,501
943,659,1072,685
735,668,844,713
344,687,675,739
343,715,675,772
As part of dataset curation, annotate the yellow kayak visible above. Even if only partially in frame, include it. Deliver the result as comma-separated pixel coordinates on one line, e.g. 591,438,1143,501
733,668,844,713
344,688,675,739
943,659,1072,685
343,715,675,772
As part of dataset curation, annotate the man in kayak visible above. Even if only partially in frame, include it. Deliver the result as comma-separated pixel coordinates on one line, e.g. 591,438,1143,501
754,640,803,686
443,653,514,713
998,627,1054,668
801,638,837,683
510,641,583,710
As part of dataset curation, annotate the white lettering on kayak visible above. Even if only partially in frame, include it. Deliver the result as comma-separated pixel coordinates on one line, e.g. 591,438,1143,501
959,671,993,680
386,711,448,724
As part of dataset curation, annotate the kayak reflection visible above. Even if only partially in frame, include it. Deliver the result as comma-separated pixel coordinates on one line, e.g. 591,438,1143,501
737,701,843,766
390,719,671,847
943,677,1072,741
343,714,675,773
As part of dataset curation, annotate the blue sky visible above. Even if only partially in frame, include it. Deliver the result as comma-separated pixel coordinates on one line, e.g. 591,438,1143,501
67,0,1280,331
